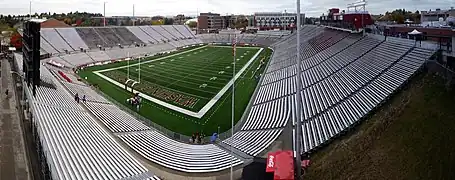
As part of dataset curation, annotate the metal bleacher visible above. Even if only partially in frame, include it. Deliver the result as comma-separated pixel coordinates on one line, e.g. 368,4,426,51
126,26,157,44
14,54,159,179
94,27,127,46
112,27,144,45
40,28,74,52
76,28,107,49
55,28,89,50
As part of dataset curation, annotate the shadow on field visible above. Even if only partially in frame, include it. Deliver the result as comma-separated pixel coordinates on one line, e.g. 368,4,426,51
303,71,455,180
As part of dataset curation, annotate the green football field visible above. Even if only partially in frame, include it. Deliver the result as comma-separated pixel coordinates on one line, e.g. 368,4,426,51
78,45,272,136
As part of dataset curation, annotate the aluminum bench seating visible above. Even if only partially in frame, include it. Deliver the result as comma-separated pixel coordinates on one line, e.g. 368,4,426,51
87,51,110,62
76,28,108,49
30,102,151,180
95,28,127,46
40,36,59,54
112,27,144,45
126,26,157,44
241,96,291,131
55,28,89,50
140,26,167,43
162,25,184,39
84,102,151,133
118,131,243,173
174,25,195,38
41,28,74,52
46,56,73,68
222,129,282,156
61,82,110,104
296,46,434,153
60,53,94,66
151,26,175,41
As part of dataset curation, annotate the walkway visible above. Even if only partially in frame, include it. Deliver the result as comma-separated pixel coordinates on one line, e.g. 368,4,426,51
0,59,30,180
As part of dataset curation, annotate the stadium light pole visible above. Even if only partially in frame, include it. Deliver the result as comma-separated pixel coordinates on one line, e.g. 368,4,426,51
230,34,237,180
133,4,135,26
103,2,106,27
196,8,199,35
29,1,32,19
295,0,303,179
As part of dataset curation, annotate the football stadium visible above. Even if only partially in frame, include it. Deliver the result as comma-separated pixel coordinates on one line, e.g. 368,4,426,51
4,1,455,179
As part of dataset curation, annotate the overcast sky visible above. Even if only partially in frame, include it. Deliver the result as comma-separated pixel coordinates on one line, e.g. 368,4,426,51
0,0,454,17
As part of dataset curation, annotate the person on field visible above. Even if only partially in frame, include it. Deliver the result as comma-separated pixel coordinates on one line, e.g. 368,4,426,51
197,135,202,144
135,95,141,112
191,133,196,144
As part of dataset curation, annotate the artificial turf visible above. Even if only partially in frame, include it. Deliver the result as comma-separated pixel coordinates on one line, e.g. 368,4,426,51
78,45,272,136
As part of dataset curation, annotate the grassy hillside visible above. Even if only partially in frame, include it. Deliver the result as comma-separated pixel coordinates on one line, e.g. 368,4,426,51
303,71,455,179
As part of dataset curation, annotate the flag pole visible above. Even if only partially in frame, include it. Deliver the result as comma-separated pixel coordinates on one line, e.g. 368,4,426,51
295,0,303,179
139,56,141,83
127,52,130,79
230,34,236,180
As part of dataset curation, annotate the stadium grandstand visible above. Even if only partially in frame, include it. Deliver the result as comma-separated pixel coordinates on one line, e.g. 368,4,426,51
4,6,440,178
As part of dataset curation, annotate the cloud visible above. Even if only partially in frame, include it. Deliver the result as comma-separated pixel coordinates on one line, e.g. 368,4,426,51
0,0,453,17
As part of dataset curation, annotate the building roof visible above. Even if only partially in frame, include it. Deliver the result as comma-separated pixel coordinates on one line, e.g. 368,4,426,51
40,19,70,28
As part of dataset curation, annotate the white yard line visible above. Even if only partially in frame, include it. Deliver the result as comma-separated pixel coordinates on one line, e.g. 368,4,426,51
94,46,264,118
96,45,208,73
209,46,262,49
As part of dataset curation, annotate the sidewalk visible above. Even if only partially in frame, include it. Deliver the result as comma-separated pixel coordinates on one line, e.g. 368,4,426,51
0,59,30,180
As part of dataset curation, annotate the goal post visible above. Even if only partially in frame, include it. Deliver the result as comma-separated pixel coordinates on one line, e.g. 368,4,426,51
125,79,134,91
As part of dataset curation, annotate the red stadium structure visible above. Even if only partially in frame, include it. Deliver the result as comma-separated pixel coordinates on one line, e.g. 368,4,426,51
266,151,295,180
320,0,373,31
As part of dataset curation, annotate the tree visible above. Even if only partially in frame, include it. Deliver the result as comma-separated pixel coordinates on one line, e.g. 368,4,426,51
234,15,248,29
187,21,197,28
151,19,164,25
164,18,174,25
10,32,22,50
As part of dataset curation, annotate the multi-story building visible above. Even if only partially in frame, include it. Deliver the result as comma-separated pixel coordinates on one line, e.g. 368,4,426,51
421,7,455,22
254,12,305,30
198,12,224,31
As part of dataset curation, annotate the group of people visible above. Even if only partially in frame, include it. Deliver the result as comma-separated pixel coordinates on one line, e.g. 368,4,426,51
126,93,142,111
190,132,203,144
74,93,86,103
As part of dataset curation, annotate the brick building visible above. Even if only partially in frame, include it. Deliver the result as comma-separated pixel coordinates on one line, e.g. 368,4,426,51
197,12,224,32
254,12,305,30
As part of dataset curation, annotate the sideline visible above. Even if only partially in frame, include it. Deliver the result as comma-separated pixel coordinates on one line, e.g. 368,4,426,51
94,48,264,118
